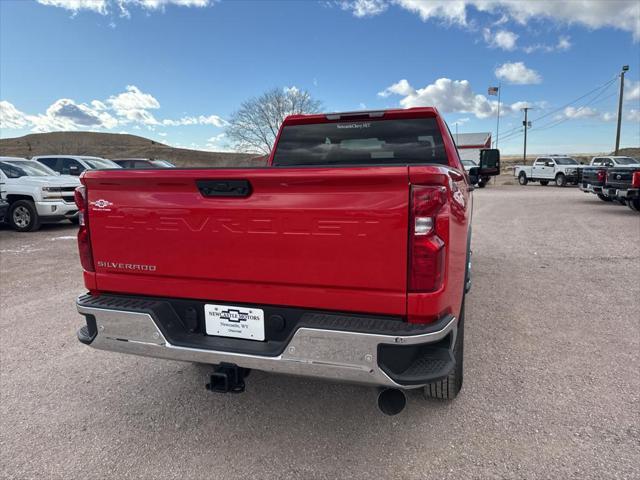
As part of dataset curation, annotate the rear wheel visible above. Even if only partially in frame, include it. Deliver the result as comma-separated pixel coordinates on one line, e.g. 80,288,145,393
629,198,640,212
540,180,549,186
477,180,486,188
9,200,40,232
423,303,464,401
555,173,566,187
518,173,528,185
597,193,612,202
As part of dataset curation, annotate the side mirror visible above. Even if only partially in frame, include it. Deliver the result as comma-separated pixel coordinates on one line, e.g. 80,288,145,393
68,165,81,176
479,149,500,176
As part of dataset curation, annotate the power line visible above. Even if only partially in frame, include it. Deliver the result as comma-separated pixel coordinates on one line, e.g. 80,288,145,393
532,91,618,133
494,75,620,141
500,84,619,141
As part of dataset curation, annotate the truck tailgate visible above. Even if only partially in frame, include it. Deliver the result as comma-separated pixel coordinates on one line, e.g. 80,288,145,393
83,167,410,316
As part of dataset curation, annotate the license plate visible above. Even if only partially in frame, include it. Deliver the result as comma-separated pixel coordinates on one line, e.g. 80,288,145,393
204,304,265,341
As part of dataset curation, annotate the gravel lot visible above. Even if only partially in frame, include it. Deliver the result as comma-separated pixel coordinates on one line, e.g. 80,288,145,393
1,186,639,480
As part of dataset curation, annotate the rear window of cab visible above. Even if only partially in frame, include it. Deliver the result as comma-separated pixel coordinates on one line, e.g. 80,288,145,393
272,118,447,167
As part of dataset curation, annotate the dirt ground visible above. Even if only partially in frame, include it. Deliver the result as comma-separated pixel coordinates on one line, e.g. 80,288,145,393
1,184,638,479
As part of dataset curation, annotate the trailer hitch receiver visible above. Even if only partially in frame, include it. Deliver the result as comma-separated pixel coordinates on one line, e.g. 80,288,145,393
206,363,250,393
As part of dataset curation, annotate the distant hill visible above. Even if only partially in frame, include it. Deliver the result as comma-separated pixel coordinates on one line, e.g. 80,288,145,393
0,131,267,168
1,131,636,169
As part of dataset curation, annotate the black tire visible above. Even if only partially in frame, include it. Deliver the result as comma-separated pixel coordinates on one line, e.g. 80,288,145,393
423,303,464,401
555,173,566,187
540,180,549,186
69,216,80,225
629,198,640,212
477,180,486,188
518,173,528,185
597,193,612,202
9,200,40,232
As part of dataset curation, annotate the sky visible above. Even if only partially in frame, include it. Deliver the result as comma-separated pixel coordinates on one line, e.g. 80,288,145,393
0,0,639,155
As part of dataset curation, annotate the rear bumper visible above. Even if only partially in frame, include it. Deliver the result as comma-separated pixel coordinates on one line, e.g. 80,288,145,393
579,184,603,194
616,188,639,199
76,294,458,389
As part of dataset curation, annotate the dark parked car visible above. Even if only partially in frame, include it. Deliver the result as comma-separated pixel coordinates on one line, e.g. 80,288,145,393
113,158,176,169
33,155,121,176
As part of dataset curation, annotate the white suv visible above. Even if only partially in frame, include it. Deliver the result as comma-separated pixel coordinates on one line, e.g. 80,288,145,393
33,155,120,176
0,157,80,232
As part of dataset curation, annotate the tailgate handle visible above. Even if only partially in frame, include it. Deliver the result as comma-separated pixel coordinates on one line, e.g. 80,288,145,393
196,180,252,198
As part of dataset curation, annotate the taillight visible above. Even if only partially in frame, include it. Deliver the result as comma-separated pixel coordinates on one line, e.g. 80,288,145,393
633,172,640,188
409,185,448,292
74,186,94,272
597,169,606,183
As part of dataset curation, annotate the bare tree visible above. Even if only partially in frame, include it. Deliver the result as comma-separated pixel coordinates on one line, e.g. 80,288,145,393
226,87,321,155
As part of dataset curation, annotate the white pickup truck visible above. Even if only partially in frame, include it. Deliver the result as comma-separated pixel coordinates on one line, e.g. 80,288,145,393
0,157,81,231
0,174,8,221
514,155,582,187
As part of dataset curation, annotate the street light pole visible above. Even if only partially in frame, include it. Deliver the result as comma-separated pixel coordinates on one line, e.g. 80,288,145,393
614,65,629,155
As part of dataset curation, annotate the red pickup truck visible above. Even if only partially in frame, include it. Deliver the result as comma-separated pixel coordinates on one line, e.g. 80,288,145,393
74,107,499,414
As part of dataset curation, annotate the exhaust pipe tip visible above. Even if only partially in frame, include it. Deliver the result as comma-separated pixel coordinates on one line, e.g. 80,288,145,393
377,388,407,416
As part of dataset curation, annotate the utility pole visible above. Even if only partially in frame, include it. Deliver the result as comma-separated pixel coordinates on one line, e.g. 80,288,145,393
522,107,532,163
614,65,629,155
496,82,501,149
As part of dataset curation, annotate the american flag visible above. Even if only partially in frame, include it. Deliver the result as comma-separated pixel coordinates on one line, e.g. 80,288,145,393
488,86,499,96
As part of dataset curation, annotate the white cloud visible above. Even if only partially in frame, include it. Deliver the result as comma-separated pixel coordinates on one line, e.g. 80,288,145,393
495,62,542,84
561,106,599,119
37,0,212,16
625,80,640,102
340,0,387,17
377,77,529,119
0,85,225,134
483,28,518,50
625,109,640,122
556,36,572,51
162,114,227,127
107,85,160,125
378,79,415,98
601,109,640,122
91,100,108,110
0,101,29,129
4,98,119,133
342,0,640,39
37,0,108,14
523,35,573,53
